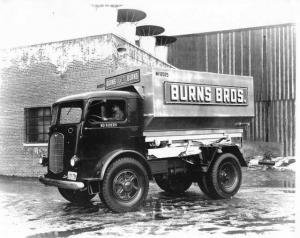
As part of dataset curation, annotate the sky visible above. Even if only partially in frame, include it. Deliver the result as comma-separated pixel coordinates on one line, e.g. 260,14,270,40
0,0,298,49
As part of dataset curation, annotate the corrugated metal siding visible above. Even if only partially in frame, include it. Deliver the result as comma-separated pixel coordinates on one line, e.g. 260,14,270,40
252,100,295,156
168,24,296,156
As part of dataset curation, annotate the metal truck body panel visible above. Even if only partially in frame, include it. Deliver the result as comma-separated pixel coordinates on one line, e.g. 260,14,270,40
105,67,254,117
104,67,254,132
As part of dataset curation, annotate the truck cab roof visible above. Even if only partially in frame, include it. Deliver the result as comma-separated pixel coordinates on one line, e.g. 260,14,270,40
55,90,139,104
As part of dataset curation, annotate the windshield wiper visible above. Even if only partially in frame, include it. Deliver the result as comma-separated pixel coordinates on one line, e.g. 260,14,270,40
66,107,72,115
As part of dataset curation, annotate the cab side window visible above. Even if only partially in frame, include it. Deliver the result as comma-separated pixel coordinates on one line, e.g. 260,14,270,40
86,99,126,126
104,100,126,121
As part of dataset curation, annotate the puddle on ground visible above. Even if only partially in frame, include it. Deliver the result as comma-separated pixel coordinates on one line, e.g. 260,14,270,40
26,187,293,237
0,172,295,237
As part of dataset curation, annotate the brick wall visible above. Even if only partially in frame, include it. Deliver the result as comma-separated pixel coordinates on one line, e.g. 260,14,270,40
0,33,173,177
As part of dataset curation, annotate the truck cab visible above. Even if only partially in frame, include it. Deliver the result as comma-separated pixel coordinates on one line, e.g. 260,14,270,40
40,67,253,212
46,91,143,177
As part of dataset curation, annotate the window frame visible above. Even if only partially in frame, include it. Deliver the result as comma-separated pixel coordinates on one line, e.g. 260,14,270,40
24,107,51,144
86,98,128,125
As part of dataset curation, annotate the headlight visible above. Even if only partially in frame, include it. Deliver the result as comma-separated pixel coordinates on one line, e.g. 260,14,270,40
70,155,80,167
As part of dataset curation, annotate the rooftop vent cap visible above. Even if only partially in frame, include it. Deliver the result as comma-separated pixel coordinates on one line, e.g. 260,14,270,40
116,8,146,44
154,36,177,62
117,9,146,23
136,25,165,36
136,25,165,55
155,35,177,46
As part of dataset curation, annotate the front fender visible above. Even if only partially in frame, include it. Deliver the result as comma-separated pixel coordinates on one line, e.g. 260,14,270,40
95,149,151,180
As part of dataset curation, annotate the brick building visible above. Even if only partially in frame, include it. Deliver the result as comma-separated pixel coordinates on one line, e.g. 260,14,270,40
0,33,173,177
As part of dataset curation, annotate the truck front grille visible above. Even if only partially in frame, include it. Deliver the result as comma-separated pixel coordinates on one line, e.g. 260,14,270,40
49,133,64,174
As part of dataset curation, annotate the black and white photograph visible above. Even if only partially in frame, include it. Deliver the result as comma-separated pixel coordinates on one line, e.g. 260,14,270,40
0,0,298,237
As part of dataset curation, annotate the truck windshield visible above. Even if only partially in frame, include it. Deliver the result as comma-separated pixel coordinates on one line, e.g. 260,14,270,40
60,106,82,124
51,101,83,125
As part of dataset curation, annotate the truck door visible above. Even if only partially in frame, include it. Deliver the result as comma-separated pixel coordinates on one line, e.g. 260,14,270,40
81,98,136,160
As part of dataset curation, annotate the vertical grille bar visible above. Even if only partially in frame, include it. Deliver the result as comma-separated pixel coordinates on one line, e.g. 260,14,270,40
49,133,64,174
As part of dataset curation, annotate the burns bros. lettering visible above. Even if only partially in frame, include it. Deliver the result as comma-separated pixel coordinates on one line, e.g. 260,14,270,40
171,85,211,102
215,88,244,103
166,82,247,105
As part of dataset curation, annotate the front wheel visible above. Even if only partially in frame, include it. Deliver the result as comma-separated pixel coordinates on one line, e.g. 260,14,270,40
58,188,95,204
207,153,242,199
101,157,149,212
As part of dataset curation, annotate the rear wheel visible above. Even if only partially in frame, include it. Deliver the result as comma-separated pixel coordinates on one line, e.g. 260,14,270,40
198,174,214,197
101,157,149,212
206,153,242,199
58,188,95,204
154,174,193,194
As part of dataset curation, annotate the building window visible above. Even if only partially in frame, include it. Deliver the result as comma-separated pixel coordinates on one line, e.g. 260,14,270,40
24,107,51,143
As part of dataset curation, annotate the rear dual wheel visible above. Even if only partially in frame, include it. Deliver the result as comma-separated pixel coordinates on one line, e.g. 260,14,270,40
154,175,193,194
198,153,242,199
198,174,212,197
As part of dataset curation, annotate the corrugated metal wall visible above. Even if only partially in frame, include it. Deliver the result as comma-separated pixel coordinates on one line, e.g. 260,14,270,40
168,24,296,156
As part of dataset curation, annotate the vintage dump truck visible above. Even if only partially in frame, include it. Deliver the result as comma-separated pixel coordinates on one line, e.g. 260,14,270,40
39,67,254,212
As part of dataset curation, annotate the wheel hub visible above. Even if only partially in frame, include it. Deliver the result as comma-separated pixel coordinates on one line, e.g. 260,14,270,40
220,171,230,181
123,181,133,192
113,170,140,201
218,162,238,191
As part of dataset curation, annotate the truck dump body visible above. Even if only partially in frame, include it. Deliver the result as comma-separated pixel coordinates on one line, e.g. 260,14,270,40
104,67,254,134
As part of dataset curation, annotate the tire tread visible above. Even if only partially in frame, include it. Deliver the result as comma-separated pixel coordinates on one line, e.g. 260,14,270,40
101,157,149,212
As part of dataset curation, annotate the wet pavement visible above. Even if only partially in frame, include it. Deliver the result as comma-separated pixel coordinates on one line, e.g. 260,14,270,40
0,168,295,238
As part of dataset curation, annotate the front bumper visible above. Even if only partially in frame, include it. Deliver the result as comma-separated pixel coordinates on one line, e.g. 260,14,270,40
39,176,85,190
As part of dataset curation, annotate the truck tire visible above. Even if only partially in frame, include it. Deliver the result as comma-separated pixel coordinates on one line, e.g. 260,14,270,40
58,188,95,204
98,181,108,207
207,153,242,199
198,174,214,198
101,157,149,212
154,175,193,194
